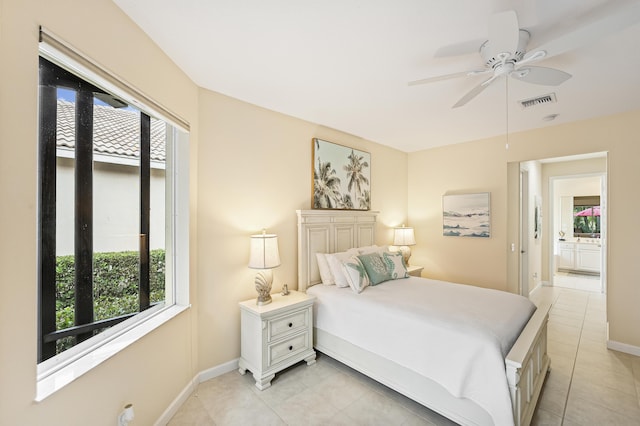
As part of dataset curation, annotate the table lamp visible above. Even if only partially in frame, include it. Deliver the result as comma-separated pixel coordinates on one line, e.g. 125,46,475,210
393,225,416,266
249,230,281,305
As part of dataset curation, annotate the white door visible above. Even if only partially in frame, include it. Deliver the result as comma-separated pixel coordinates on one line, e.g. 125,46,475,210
520,170,529,296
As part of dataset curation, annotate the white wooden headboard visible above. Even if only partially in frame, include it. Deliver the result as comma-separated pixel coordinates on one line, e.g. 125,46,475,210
296,209,379,292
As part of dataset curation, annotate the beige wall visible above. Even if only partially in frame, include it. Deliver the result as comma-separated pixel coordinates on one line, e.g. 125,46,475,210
0,1,199,424
409,110,640,348
408,136,510,290
196,89,408,369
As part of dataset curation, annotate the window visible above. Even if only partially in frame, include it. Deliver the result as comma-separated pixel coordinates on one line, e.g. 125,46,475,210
573,195,601,237
37,29,189,396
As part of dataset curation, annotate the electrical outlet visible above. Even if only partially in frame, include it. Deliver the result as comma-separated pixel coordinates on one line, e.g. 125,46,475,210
118,404,134,426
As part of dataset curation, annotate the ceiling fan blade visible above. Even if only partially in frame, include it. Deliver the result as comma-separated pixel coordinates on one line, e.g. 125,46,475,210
434,39,485,58
486,10,520,58
511,66,571,86
522,1,640,61
452,75,498,108
408,69,489,86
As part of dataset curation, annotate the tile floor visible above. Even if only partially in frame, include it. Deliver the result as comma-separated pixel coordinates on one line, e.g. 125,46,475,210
553,272,602,293
168,286,640,425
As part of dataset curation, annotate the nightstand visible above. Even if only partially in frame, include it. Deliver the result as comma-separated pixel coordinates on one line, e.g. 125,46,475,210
238,290,316,390
407,265,423,277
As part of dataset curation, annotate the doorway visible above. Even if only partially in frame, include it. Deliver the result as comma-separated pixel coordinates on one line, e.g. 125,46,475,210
507,152,607,296
549,172,606,294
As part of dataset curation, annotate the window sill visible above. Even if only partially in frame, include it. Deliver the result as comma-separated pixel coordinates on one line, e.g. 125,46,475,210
35,304,190,402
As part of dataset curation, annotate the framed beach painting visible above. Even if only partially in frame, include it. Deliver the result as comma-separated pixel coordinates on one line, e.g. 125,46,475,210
312,138,371,210
443,192,490,238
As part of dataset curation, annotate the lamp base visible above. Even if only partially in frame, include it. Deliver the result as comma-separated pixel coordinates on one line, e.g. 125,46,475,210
255,270,273,305
398,245,412,266
256,293,272,306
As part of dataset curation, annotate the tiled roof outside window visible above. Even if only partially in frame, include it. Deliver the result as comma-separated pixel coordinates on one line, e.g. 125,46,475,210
57,100,166,162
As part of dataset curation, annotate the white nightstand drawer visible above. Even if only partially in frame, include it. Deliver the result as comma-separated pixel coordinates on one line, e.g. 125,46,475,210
268,308,309,342
268,332,310,367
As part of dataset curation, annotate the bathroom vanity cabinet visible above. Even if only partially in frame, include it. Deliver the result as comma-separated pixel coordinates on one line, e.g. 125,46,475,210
557,241,601,274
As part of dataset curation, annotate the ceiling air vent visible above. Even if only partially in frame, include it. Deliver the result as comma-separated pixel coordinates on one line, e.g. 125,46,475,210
519,93,557,109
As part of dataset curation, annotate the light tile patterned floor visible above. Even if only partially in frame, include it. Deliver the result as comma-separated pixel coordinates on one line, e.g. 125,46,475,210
553,272,602,293
168,286,640,425
530,286,640,426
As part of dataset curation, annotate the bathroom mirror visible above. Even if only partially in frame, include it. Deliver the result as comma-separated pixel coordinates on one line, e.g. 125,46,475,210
559,195,601,239
573,195,600,237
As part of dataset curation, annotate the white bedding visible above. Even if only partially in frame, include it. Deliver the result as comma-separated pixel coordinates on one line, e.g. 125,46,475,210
307,277,536,426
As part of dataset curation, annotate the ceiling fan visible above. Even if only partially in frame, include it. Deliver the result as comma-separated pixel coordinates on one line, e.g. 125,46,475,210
409,3,640,108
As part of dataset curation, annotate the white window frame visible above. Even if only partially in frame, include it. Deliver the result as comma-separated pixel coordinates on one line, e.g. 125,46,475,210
36,32,190,402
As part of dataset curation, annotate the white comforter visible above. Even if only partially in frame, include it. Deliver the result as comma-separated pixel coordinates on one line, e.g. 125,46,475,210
307,277,536,426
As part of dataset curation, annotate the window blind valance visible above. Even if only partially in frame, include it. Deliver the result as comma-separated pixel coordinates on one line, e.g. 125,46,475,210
39,26,190,132
574,196,600,207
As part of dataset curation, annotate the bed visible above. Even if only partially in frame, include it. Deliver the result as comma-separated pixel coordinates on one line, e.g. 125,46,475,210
296,209,550,426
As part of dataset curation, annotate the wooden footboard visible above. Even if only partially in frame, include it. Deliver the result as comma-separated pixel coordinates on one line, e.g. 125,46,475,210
505,302,551,426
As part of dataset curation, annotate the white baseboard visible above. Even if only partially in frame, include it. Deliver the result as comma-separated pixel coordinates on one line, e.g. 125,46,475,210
198,358,239,383
607,340,640,357
528,282,543,296
154,358,239,425
153,377,198,426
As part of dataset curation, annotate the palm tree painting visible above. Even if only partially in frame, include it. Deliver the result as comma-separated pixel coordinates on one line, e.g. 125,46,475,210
313,158,342,208
313,139,371,210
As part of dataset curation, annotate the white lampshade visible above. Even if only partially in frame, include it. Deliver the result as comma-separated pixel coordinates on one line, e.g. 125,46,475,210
393,226,416,246
249,232,281,270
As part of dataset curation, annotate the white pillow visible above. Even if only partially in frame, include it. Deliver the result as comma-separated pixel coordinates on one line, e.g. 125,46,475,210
341,256,370,294
326,249,359,288
357,245,388,254
316,253,335,285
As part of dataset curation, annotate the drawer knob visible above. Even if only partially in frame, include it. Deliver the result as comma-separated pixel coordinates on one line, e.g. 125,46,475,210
289,345,293,351
288,322,293,328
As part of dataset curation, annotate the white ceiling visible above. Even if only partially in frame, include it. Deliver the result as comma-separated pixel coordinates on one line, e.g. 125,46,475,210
113,0,640,152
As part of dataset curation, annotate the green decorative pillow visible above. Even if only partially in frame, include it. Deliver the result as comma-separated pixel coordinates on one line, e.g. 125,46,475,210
357,252,391,285
383,251,409,279
340,256,370,293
